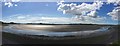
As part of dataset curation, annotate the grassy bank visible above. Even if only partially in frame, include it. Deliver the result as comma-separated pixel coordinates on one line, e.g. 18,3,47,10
3,31,116,44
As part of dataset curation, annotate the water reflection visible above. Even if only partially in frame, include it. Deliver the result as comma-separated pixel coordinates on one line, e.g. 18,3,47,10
3,25,111,38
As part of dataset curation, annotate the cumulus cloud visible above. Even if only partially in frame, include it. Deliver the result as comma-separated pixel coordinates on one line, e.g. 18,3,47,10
4,0,20,7
107,7,120,20
87,10,98,18
107,0,120,20
57,0,104,22
57,1,103,15
107,0,120,5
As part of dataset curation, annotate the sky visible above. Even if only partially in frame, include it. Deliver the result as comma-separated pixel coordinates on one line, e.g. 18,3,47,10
1,1,119,25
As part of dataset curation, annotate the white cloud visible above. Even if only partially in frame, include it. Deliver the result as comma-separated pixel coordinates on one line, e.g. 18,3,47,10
107,0,120,20
107,7,120,20
107,0,120,5
4,2,13,7
57,1,103,15
17,16,25,19
3,14,106,24
87,10,98,18
11,0,21,2
14,4,18,6
3,0,21,2
57,0,104,22
4,0,20,7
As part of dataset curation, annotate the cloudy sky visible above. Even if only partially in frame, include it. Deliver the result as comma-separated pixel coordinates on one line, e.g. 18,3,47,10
2,0,119,25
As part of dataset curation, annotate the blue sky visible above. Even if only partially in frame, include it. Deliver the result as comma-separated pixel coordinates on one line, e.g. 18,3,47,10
2,2,118,25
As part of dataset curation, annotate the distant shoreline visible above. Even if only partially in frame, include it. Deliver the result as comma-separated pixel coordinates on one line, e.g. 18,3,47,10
1,23,117,26
0,21,118,26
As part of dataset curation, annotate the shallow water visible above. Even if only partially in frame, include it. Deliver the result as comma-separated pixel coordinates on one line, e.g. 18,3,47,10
2,25,111,37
